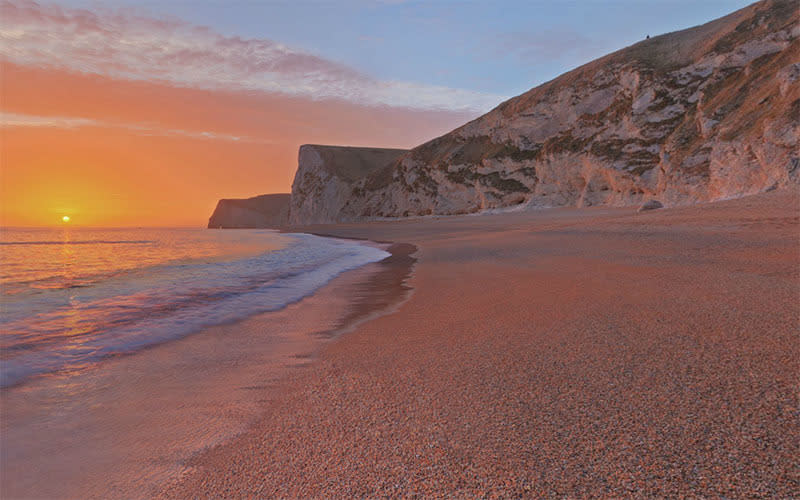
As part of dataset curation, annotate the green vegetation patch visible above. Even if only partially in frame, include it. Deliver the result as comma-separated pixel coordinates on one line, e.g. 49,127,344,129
478,173,531,193
542,132,590,156
712,1,796,54
414,134,542,167
589,139,660,172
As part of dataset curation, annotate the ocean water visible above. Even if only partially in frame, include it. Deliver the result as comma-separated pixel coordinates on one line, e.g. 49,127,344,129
0,227,389,387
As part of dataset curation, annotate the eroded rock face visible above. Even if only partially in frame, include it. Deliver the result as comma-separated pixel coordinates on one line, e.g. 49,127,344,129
311,0,798,220
208,194,290,228
289,145,408,224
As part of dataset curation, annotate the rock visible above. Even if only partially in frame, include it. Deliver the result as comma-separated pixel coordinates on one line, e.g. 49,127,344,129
289,145,408,224
208,193,290,228
285,0,799,224
638,200,664,212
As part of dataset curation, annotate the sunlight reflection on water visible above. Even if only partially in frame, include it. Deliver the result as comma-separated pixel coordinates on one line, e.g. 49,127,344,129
0,228,389,387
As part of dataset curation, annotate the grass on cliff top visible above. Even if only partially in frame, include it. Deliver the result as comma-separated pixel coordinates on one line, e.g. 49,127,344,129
309,145,409,182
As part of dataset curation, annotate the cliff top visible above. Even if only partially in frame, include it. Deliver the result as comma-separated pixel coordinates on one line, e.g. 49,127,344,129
299,144,409,182
288,0,797,223
481,0,797,122
214,193,290,210
208,193,291,228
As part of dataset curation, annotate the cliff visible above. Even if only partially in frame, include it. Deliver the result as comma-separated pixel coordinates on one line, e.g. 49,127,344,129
208,193,290,228
210,1,798,226
294,0,799,220
289,145,408,224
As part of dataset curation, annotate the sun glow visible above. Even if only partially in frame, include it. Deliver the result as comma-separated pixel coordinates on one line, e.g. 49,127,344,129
62,215,71,223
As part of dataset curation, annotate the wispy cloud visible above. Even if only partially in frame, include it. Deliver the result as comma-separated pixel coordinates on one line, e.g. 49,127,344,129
0,0,505,112
0,112,97,129
0,111,266,143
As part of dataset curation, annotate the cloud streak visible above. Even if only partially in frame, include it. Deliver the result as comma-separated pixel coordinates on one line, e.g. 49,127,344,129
0,0,505,112
0,111,265,143
0,112,97,129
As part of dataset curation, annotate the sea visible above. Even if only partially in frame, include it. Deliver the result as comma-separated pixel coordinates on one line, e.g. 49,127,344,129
0,227,390,387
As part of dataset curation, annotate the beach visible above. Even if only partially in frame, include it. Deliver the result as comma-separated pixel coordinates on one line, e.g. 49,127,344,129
162,188,799,497
0,236,410,499
4,1,798,497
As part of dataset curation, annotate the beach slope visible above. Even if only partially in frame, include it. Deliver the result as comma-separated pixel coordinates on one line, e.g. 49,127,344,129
166,188,799,497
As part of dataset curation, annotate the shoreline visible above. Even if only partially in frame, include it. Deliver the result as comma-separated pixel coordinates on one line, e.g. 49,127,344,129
0,237,417,499
0,231,397,390
164,188,799,498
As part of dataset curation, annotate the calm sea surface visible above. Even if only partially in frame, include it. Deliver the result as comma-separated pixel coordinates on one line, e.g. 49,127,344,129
0,227,389,387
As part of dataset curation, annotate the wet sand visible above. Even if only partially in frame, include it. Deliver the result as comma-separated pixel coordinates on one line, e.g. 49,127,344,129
0,242,414,499
164,188,799,498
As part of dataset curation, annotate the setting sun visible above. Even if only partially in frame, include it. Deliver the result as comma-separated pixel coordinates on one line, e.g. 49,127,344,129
1,1,797,499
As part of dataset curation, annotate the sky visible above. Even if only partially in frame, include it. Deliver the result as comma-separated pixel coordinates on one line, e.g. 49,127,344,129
0,0,754,227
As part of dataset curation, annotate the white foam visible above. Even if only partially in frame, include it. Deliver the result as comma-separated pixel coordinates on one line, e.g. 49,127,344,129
1,233,389,387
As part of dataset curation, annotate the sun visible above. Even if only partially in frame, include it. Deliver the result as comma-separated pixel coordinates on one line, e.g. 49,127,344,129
62,215,71,223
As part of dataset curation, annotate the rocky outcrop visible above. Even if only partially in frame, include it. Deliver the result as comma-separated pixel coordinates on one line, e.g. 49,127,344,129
208,193,290,228
289,0,798,222
638,200,664,212
289,145,408,224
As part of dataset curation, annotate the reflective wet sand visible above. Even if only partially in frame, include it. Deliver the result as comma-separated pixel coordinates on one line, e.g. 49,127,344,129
1,243,413,499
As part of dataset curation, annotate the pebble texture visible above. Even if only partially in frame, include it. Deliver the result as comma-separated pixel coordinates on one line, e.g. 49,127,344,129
164,188,799,498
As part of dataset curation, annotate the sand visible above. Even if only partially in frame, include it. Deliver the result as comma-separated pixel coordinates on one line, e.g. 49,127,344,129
0,241,413,499
163,189,799,497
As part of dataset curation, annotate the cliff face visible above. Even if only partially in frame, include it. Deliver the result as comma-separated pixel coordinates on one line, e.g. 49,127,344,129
299,0,797,219
212,1,798,226
208,193,290,228
289,145,408,224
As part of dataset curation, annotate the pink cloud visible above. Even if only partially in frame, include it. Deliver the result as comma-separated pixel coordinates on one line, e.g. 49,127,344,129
0,0,505,112
0,111,268,143
0,62,479,227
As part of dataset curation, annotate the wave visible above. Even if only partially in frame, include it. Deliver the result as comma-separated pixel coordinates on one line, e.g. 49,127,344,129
0,233,389,387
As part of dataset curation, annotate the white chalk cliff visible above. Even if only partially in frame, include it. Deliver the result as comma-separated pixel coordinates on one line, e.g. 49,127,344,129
211,0,798,227
289,145,408,224
288,0,799,223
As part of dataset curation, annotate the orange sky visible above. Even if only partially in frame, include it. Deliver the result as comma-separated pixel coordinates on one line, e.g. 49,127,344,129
1,62,474,227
